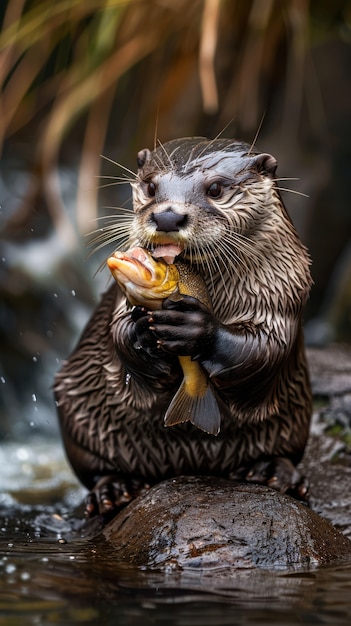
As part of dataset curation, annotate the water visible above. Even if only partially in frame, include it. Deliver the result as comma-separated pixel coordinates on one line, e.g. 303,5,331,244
1,437,351,625
1,533,351,626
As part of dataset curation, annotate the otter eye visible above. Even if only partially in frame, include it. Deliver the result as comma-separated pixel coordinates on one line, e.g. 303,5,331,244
147,181,156,197
207,182,222,199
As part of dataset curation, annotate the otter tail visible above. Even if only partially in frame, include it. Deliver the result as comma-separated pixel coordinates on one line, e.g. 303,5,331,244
164,356,221,435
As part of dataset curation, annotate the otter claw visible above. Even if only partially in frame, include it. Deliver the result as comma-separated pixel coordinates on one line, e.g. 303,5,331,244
230,457,309,503
84,492,98,517
84,476,151,519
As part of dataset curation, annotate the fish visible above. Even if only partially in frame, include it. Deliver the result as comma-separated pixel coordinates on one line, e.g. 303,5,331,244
107,247,221,435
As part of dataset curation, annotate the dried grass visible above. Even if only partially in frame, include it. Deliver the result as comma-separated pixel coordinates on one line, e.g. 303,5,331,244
0,0,342,241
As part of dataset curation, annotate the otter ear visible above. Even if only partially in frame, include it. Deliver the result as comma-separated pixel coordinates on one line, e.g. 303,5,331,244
137,148,151,169
252,153,277,177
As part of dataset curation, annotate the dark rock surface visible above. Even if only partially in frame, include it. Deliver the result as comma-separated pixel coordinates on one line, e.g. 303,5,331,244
307,344,351,397
103,475,351,571
301,344,351,536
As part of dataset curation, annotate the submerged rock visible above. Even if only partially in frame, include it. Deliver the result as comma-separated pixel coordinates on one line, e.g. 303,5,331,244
103,476,351,570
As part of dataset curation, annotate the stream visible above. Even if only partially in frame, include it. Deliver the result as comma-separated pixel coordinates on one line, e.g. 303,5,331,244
1,417,351,626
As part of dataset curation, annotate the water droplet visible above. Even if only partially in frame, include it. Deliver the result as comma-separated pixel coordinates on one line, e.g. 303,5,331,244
16,448,29,461
32,393,37,402
125,373,131,385
21,571,31,581
71,289,76,296
29,421,35,428
32,356,38,363
53,293,58,298
0,377,5,384
5,563,16,573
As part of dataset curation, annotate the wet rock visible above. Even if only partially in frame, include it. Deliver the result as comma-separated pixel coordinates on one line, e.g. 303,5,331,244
103,475,351,570
307,344,351,398
306,344,351,458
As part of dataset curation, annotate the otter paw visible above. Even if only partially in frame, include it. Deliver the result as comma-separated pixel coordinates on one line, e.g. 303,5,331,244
266,457,309,502
84,476,151,518
231,457,309,503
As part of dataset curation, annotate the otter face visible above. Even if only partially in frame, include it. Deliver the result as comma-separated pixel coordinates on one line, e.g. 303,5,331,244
130,138,278,266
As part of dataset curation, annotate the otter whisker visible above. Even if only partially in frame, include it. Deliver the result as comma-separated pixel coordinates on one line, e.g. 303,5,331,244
219,231,252,270
157,138,176,172
92,215,134,225
99,205,134,212
87,230,131,250
247,111,266,156
273,177,300,182
194,238,241,297
88,213,134,228
88,223,133,240
100,154,137,179
212,210,264,259
88,239,130,258
164,145,184,172
87,217,134,252
192,121,236,164
88,217,134,236
96,182,134,190
184,147,197,173
196,241,218,296
184,241,194,268
191,144,210,165
150,147,167,173
215,239,246,276
224,232,266,264
275,187,309,198
206,245,233,299
97,175,135,182
221,239,242,264
219,240,258,287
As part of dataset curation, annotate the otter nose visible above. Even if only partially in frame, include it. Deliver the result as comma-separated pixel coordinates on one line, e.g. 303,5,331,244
152,209,187,232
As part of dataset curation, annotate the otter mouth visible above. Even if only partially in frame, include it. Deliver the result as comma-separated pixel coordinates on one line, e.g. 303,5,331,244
148,243,184,264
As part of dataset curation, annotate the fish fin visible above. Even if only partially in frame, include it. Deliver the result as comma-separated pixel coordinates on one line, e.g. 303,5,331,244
167,286,183,303
164,382,221,435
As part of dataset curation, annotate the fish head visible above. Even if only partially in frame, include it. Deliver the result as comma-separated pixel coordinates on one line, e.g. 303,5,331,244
107,247,180,307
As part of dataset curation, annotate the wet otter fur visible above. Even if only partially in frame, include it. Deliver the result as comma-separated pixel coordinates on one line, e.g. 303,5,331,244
54,137,313,516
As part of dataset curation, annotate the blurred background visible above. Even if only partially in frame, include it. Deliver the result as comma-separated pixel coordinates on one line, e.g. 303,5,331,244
0,0,350,441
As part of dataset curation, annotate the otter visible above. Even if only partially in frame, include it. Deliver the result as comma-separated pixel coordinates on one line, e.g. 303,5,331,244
54,137,313,517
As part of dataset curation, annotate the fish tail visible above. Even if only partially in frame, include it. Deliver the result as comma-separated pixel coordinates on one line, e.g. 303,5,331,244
164,380,221,435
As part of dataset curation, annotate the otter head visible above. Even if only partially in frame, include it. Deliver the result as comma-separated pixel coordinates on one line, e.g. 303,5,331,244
130,137,279,268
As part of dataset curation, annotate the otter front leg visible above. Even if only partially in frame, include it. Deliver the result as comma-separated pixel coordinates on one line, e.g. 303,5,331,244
145,294,296,409
85,476,151,518
231,457,309,502
114,305,181,389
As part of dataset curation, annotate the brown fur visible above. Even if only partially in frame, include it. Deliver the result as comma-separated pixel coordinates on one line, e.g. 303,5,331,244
55,137,312,503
